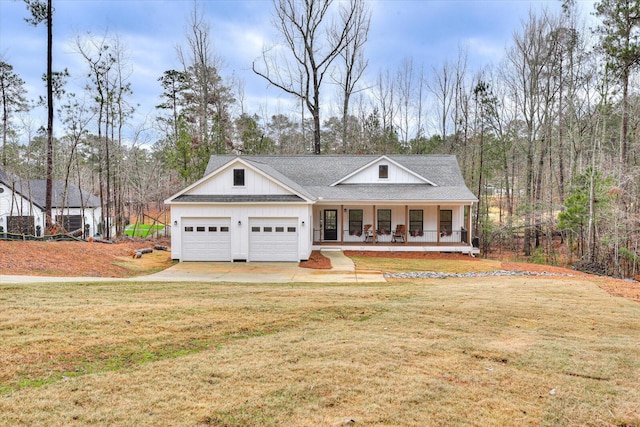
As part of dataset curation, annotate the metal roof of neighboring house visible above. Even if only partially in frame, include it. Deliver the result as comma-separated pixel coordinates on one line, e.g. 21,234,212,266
201,155,478,203
0,167,101,209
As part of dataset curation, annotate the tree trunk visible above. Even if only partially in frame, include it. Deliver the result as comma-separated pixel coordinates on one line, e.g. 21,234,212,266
44,0,53,233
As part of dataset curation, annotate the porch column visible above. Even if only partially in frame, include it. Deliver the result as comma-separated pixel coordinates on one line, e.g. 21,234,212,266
467,204,472,245
373,205,376,244
436,205,440,245
404,205,408,245
340,204,344,243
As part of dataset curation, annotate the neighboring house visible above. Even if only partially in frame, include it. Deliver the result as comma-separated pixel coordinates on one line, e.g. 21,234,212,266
165,155,479,262
0,167,101,237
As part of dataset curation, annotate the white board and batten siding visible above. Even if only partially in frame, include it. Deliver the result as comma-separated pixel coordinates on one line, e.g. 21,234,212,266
341,159,425,184
189,163,291,196
0,182,42,221
170,160,312,262
170,204,312,262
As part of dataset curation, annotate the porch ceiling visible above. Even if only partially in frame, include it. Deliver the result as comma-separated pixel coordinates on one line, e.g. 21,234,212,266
310,184,477,204
308,184,477,203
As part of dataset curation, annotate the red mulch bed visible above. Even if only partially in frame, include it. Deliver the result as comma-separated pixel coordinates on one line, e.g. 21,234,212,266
299,250,332,269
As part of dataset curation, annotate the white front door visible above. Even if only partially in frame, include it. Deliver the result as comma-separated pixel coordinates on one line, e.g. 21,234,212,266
249,218,299,261
181,218,231,261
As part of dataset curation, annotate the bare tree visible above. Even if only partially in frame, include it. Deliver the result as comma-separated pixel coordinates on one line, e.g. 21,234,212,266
75,32,133,238
335,0,370,153
504,9,561,256
374,68,395,137
176,3,235,165
452,47,470,161
58,93,93,230
76,33,114,238
253,0,360,154
396,57,415,148
428,60,455,142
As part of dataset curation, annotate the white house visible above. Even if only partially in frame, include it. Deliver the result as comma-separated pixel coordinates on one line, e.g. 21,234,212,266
165,155,479,262
0,167,101,237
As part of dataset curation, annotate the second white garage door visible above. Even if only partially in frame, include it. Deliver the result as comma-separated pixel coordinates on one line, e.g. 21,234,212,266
249,218,299,262
181,218,231,261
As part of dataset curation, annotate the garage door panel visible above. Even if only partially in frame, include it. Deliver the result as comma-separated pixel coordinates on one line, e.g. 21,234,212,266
182,218,231,261
250,218,298,262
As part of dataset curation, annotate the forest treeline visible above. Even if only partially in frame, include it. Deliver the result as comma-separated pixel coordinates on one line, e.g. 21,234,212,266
1,0,640,277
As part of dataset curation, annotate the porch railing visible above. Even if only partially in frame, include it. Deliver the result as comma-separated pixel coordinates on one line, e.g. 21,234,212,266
313,229,468,244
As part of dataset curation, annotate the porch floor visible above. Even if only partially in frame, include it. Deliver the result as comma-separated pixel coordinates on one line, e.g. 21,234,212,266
312,241,479,256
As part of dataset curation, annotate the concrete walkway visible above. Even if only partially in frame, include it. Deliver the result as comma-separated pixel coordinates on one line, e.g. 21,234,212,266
0,251,386,284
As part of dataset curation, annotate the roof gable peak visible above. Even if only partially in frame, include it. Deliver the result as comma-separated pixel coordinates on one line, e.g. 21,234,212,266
330,155,437,186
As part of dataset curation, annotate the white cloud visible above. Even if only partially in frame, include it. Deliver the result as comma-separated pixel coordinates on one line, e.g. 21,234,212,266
462,36,506,63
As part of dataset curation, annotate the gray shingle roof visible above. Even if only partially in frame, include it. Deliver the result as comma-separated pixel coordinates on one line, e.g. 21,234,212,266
0,167,101,208
202,155,478,203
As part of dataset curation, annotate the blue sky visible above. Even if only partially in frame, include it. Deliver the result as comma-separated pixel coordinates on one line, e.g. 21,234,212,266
0,0,594,143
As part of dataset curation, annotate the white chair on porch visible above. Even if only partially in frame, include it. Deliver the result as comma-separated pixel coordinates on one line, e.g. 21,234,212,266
364,224,373,242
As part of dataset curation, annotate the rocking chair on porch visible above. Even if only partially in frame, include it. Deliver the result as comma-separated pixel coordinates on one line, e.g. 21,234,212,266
393,224,406,243
363,224,373,242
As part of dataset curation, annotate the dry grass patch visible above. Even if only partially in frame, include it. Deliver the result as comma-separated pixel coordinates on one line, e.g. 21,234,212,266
347,253,502,274
0,278,639,426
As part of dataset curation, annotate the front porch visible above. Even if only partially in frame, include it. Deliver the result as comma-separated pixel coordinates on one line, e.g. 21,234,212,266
312,204,479,256
312,228,479,255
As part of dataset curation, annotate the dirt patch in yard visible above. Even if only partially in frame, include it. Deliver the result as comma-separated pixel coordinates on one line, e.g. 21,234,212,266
299,250,331,269
0,239,173,278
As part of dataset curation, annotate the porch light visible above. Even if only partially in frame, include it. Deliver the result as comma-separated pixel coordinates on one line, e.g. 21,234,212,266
301,220,305,225
238,220,242,226
174,220,178,226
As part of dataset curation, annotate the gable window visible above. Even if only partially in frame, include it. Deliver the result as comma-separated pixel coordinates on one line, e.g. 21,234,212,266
348,209,363,235
379,164,389,179
440,209,452,236
377,209,391,235
409,210,423,236
233,169,245,186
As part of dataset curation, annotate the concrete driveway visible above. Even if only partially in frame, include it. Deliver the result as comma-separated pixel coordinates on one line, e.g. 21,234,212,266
0,250,386,284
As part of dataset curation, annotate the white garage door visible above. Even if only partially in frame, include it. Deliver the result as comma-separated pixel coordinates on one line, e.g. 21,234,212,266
249,218,299,262
182,218,231,261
